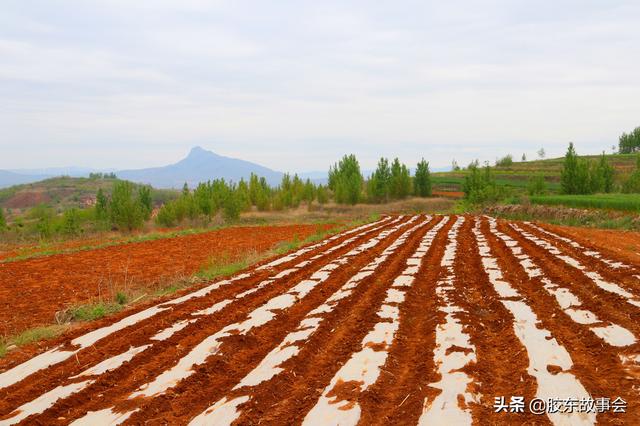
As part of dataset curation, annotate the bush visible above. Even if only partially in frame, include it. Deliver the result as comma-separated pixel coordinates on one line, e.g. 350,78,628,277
495,154,514,167
62,208,81,236
463,164,504,205
0,208,6,230
527,174,547,196
156,203,177,227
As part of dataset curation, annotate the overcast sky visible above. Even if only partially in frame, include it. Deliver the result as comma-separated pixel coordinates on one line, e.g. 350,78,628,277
1,0,640,172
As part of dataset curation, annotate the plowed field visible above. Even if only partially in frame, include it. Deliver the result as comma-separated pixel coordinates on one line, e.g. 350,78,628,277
1,215,639,425
0,224,329,334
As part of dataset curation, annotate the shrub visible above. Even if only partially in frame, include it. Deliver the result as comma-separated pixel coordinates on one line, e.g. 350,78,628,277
463,164,504,205
115,292,128,305
495,154,514,167
0,208,6,230
527,174,547,196
62,208,81,236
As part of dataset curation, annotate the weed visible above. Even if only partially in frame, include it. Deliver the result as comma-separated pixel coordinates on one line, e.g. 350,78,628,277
70,302,122,322
115,291,128,305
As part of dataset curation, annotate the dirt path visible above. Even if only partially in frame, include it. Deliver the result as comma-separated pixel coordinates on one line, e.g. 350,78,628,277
0,215,638,425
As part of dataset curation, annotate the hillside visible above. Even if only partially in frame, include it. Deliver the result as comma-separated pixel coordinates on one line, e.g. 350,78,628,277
117,146,284,188
431,153,639,193
0,176,177,212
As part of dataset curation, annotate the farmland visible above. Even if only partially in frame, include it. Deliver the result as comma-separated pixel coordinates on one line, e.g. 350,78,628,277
529,194,640,212
0,214,638,424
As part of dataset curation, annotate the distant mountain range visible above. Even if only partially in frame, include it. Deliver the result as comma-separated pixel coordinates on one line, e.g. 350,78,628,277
0,170,51,188
1,147,316,189
116,146,284,188
0,147,450,189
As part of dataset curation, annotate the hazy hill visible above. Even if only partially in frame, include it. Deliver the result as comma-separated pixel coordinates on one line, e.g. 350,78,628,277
0,170,50,189
0,176,177,211
117,146,284,188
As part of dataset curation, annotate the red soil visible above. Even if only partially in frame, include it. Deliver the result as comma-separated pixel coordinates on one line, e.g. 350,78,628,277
0,224,330,334
1,215,639,425
432,190,464,199
543,223,640,265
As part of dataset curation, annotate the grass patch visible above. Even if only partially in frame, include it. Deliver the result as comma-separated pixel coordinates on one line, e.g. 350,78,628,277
197,256,252,281
0,325,66,358
529,194,640,212
69,302,123,322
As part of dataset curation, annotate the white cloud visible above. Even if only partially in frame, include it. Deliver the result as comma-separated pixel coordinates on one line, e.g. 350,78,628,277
1,0,640,171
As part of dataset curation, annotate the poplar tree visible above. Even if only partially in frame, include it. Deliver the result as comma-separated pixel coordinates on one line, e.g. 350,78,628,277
414,158,432,197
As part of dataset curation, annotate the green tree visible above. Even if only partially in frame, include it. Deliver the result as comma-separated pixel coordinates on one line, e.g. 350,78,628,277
413,158,432,197
599,153,614,193
390,158,411,199
156,203,177,227
249,173,260,206
138,185,153,220
236,179,251,211
223,184,241,221
618,127,640,154
316,185,328,205
256,177,271,211
537,148,546,159
29,204,54,239
331,154,363,205
495,154,513,167
622,155,640,193
463,164,503,205
560,143,580,194
62,208,81,236
95,188,109,221
302,179,315,206
368,158,391,203
0,208,6,230
182,182,190,196
110,181,144,231
527,174,547,196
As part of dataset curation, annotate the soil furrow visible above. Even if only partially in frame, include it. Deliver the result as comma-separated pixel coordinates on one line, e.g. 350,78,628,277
442,216,540,425
518,221,640,293
500,221,640,339
302,216,453,426
483,217,640,424
473,218,595,425
17,216,420,425
353,216,454,425
0,216,403,419
186,216,445,426
225,215,441,425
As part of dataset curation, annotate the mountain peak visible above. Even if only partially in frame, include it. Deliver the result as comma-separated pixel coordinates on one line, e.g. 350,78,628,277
187,146,211,158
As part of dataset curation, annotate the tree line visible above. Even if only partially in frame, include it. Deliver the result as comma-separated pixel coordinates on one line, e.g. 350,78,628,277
155,155,433,227
0,155,434,236
619,126,640,154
